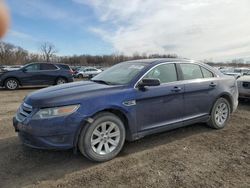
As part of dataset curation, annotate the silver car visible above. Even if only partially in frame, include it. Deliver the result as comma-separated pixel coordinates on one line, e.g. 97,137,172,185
237,71,250,98
77,67,102,78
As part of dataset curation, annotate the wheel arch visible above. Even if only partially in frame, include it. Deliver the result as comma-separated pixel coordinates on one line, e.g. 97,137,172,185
3,77,22,86
54,76,68,84
74,107,133,150
212,93,233,113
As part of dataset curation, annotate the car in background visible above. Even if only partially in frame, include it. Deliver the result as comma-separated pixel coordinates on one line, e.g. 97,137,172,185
57,64,74,76
223,72,241,79
76,67,102,78
234,68,250,76
219,67,250,79
0,62,74,90
13,58,238,162
70,66,82,78
3,65,23,71
237,71,250,99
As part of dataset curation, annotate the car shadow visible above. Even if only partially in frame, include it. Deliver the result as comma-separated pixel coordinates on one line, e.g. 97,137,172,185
0,86,46,91
0,123,213,188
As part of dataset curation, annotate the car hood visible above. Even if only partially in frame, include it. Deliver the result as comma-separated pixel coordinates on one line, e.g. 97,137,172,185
24,81,122,107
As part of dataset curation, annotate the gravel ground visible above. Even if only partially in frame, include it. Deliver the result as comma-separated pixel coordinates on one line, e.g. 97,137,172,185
0,87,249,188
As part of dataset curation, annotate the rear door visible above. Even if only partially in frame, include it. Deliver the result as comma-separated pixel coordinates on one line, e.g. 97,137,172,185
135,63,184,132
40,63,59,85
178,63,219,121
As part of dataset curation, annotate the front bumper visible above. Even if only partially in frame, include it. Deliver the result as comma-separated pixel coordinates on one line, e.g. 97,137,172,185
13,112,85,150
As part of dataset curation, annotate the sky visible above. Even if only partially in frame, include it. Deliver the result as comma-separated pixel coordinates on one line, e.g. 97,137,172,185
3,0,250,62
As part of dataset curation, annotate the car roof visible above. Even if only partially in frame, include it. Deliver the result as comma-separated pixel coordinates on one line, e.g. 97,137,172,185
123,58,194,65
25,62,69,66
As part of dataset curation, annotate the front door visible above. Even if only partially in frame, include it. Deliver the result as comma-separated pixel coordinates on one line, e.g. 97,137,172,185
20,63,43,85
135,63,184,132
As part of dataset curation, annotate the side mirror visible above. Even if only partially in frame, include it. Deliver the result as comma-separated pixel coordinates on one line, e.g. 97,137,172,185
138,78,160,89
22,68,27,72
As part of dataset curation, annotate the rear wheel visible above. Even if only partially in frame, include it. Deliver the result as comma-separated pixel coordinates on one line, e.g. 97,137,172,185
78,74,84,79
56,77,67,85
78,112,125,162
207,98,231,129
88,74,93,79
5,78,19,90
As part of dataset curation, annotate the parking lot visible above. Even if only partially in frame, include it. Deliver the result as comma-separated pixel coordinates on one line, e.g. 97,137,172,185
0,86,249,188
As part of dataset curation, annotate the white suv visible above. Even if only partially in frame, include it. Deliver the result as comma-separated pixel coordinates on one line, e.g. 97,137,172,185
77,67,102,78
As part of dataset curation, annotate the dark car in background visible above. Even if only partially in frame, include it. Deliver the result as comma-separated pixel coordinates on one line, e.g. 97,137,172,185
0,62,74,89
13,58,238,162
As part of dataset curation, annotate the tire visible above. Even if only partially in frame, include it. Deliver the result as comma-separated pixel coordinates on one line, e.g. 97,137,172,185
88,74,93,79
78,112,126,162
78,74,83,79
5,78,19,90
207,98,231,129
56,77,67,85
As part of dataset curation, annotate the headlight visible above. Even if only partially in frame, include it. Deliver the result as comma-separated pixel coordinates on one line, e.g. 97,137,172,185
32,105,80,119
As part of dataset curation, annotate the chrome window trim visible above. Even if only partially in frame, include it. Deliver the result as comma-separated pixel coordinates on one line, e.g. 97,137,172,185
134,61,219,89
23,63,60,72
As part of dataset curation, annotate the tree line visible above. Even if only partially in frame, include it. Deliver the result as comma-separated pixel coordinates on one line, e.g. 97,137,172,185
0,41,178,66
1,41,249,67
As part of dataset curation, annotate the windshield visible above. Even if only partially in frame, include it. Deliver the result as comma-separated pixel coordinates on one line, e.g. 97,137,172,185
92,62,146,85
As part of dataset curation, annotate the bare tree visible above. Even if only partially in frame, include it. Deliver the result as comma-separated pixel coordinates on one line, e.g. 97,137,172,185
40,42,57,62
0,41,28,65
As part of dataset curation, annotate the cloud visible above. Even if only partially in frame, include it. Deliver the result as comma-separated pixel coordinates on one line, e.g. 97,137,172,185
74,0,250,61
7,30,38,42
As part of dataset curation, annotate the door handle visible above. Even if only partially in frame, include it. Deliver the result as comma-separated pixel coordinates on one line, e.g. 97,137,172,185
171,86,182,92
209,82,217,87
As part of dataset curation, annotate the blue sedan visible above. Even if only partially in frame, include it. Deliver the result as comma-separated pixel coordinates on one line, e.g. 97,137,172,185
13,58,238,162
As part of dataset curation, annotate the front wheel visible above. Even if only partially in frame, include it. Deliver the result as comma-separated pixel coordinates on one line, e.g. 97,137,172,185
5,78,19,90
207,98,231,129
78,112,126,162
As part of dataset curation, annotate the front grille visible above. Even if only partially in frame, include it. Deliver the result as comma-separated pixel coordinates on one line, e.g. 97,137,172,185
243,82,250,89
16,103,33,122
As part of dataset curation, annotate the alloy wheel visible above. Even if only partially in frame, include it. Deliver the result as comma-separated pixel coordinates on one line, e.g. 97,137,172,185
214,102,229,126
91,121,120,155
57,78,66,85
6,79,18,89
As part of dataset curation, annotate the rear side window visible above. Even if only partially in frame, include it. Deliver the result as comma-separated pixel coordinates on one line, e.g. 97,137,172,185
144,63,177,83
58,64,70,70
40,63,57,70
180,64,203,80
201,67,214,78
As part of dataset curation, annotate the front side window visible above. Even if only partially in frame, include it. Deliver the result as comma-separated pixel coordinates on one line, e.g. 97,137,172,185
144,63,177,84
24,64,40,72
180,64,203,80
